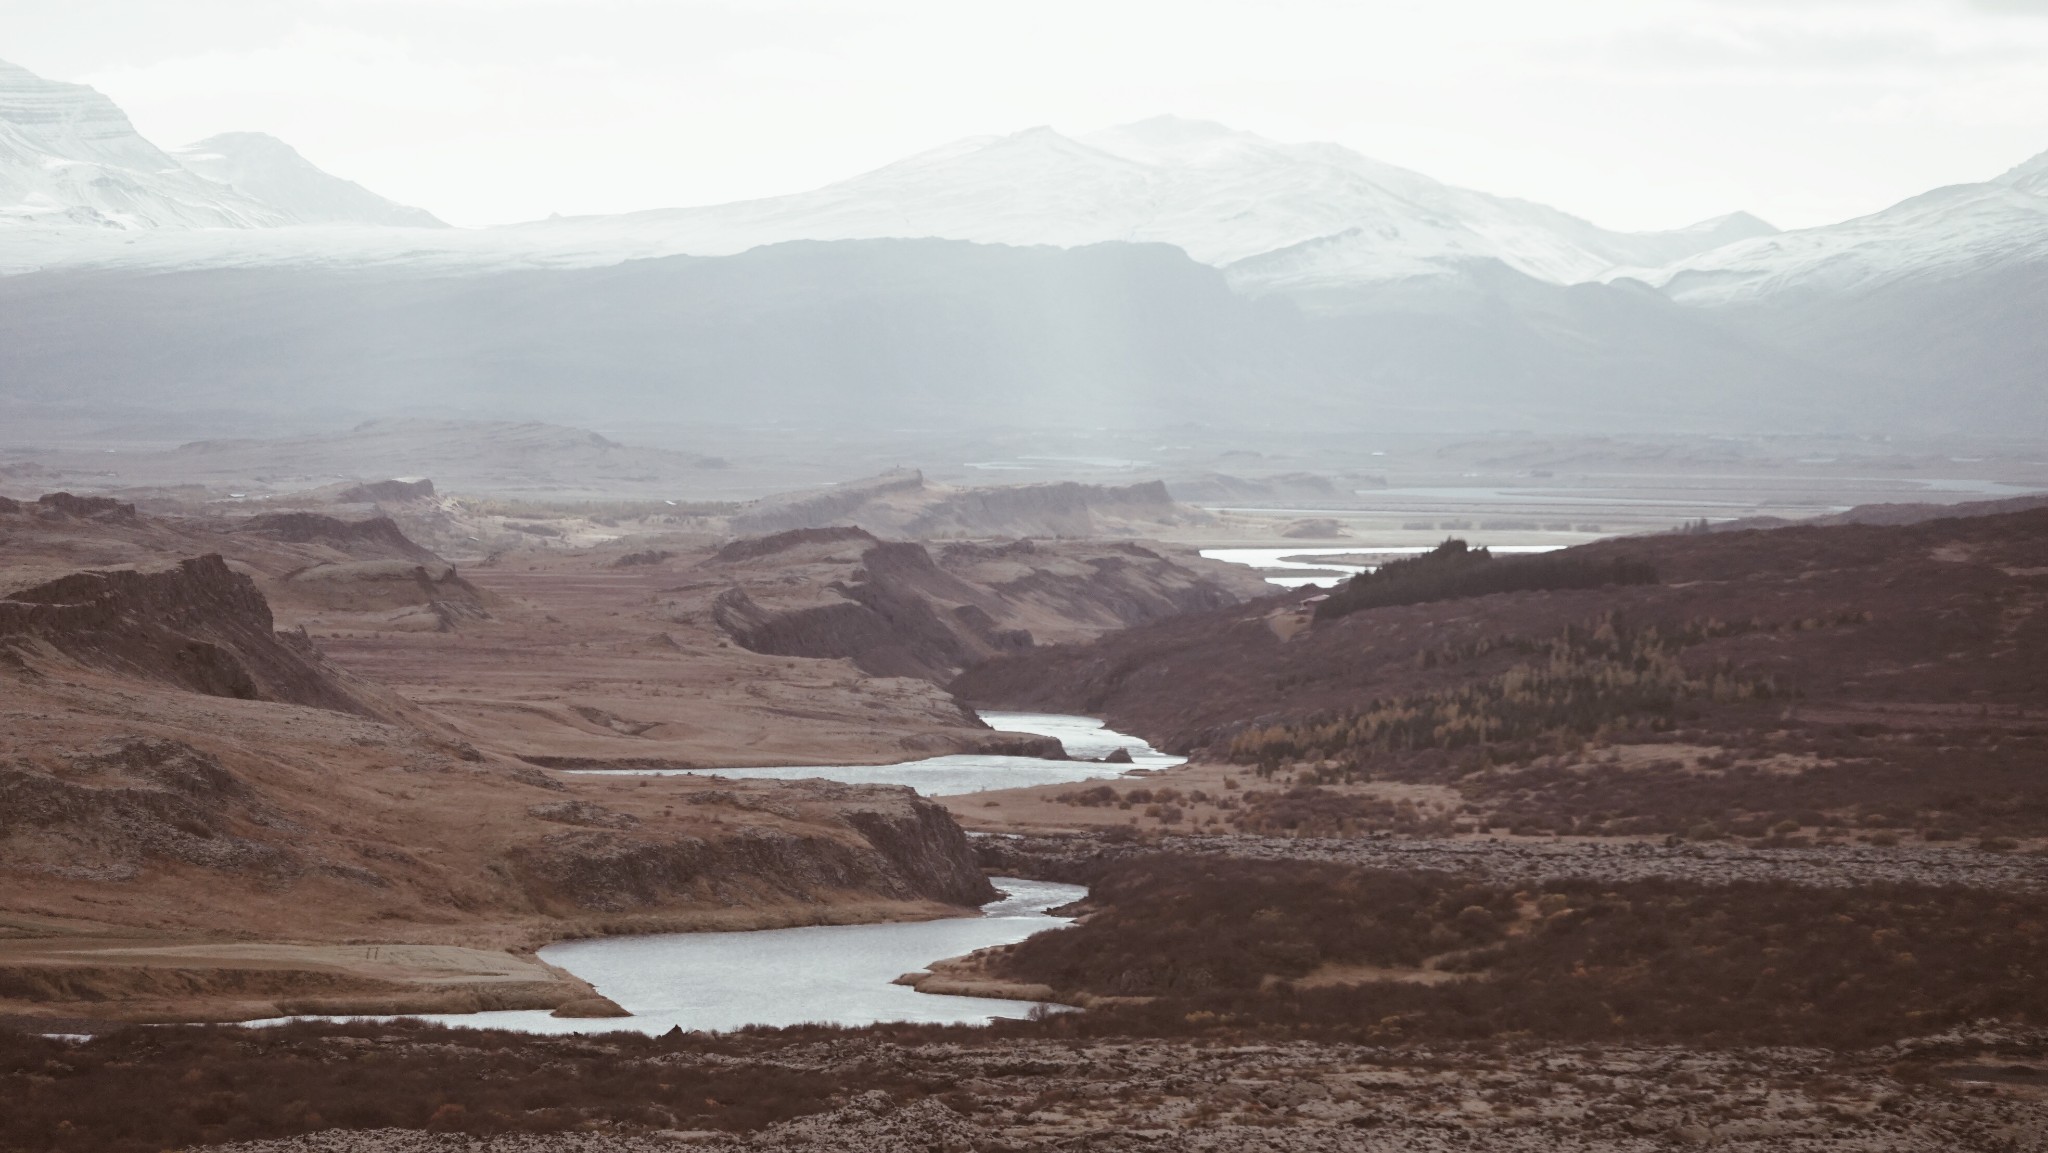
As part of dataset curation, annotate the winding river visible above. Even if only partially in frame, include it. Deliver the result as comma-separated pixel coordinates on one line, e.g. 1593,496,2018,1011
294,877,1084,1036
258,712,1153,1034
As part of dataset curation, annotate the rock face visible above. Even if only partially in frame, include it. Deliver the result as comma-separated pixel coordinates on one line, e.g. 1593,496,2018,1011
505,787,996,914
731,472,929,536
234,512,441,562
333,478,438,504
0,554,385,716
23,492,136,520
280,560,489,630
707,529,1257,681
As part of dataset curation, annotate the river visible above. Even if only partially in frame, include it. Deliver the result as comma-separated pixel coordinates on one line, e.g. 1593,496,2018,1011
252,712,1149,1034
262,877,1083,1036
562,710,1182,795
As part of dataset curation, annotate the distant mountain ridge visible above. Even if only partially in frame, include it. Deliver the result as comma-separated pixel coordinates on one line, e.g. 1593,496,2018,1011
0,56,2043,437
513,116,1778,290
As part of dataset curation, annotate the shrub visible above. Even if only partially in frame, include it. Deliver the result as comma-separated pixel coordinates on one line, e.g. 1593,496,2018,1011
993,857,2048,1048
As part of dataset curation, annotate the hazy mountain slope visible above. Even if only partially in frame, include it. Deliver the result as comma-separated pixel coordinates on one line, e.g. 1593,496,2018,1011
0,240,1331,429
0,237,1848,434
511,117,1770,288
1614,148,2048,432
0,59,285,229
1627,156,2048,307
173,133,444,228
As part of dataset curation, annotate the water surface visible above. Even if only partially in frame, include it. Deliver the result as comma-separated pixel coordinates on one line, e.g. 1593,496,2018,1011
254,878,1084,1036
1201,544,1566,588
564,711,1180,794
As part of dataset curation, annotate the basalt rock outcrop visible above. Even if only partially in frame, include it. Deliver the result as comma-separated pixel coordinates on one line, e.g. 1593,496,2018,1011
233,512,441,562
0,554,387,716
504,787,996,914
706,530,1261,681
279,559,489,630
333,478,437,504
17,492,138,521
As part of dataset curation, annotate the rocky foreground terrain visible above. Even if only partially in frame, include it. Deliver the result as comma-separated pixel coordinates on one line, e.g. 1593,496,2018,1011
116,1028,2047,1152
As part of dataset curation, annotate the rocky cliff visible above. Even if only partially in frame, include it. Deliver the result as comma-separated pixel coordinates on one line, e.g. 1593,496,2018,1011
0,554,390,716
233,511,441,562
706,529,1260,681
506,785,995,915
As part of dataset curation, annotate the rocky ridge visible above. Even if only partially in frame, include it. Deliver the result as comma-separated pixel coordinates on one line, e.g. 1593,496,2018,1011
706,528,1261,680
0,553,392,716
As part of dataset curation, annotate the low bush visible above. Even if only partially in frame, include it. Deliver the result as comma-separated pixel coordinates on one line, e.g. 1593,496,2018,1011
994,857,2048,1047
0,1019,931,1153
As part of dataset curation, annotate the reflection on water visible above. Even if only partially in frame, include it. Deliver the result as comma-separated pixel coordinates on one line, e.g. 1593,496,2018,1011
252,878,1085,1036
563,712,1182,795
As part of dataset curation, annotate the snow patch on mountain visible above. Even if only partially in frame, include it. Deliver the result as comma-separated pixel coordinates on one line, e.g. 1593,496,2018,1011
0,59,285,229
505,116,1771,289
1612,163,2048,307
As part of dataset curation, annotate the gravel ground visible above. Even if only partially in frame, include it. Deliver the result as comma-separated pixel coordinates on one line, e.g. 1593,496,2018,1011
979,831,2048,892
207,1029,2048,1152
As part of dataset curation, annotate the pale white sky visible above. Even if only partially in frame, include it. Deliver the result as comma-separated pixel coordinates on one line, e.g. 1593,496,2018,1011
6,0,2048,230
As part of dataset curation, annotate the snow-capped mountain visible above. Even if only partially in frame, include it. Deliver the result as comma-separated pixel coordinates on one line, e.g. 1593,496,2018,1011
173,133,444,228
1615,148,2048,307
0,58,439,233
0,58,285,229
513,116,1775,289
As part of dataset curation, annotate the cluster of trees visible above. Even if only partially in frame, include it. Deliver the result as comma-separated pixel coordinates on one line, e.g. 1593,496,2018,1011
1228,614,1776,776
1313,539,1656,622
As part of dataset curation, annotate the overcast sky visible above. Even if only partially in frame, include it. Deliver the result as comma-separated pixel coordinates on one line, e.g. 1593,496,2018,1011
6,0,2048,230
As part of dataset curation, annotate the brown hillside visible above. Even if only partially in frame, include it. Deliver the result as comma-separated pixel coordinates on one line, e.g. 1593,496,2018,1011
956,509,2048,841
